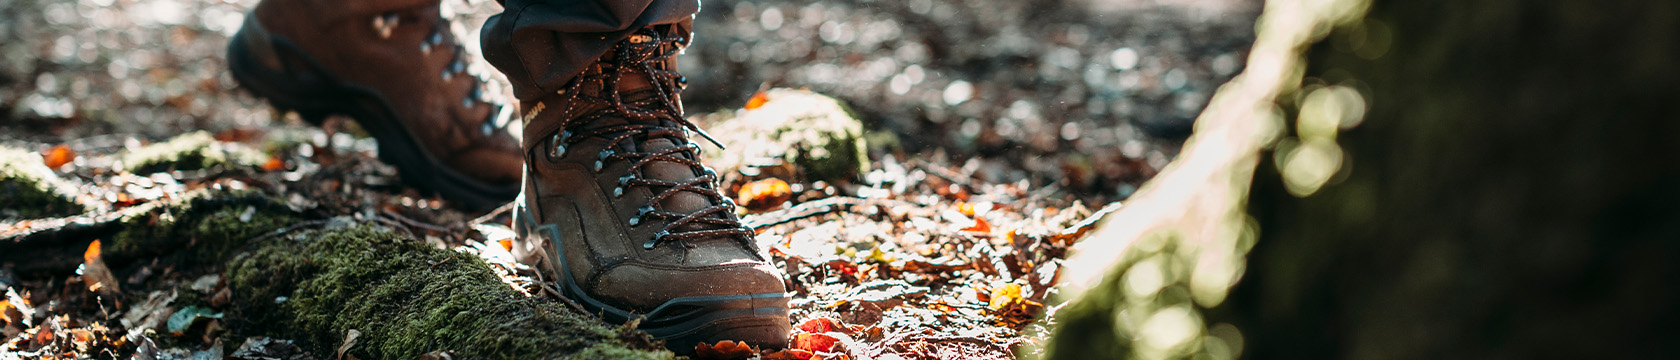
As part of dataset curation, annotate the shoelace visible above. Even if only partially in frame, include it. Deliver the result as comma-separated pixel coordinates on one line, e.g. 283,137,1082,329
550,28,753,250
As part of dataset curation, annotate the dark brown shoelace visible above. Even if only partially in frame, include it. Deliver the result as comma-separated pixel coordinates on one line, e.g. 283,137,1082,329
550,28,752,250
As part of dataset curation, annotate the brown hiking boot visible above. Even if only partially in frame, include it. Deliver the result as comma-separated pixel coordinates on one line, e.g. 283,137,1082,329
511,26,792,352
227,0,521,211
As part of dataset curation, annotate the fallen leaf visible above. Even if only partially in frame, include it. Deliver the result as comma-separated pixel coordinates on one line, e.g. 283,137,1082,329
417,350,455,360
262,157,285,172
962,217,992,233
763,349,815,360
166,305,223,336
797,318,846,334
745,90,771,110
988,283,1023,311
693,340,756,359
337,329,361,360
42,145,75,169
81,240,122,294
791,333,841,353
737,178,793,210
231,337,309,360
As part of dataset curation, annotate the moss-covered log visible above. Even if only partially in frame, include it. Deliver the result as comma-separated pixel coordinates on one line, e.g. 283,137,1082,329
224,222,673,360
0,146,87,220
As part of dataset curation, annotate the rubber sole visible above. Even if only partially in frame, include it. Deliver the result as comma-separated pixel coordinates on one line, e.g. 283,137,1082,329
226,14,517,212
514,204,793,353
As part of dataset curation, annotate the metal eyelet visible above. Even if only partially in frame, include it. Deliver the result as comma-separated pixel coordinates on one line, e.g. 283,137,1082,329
373,12,400,39
613,186,624,198
630,205,654,227
550,134,567,158
441,69,454,81
593,150,613,171
642,235,663,250
480,121,494,135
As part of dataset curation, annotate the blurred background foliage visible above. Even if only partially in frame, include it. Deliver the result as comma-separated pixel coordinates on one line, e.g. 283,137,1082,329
0,0,1265,206
1047,0,1680,358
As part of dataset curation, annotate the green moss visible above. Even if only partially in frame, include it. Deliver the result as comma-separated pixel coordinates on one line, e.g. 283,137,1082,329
122,131,269,174
225,223,672,360
0,146,86,219
701,88,870,182
105,190,298,263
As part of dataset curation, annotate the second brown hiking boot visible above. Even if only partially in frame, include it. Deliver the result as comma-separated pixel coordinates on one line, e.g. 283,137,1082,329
511,26,792,353
227,0,521,211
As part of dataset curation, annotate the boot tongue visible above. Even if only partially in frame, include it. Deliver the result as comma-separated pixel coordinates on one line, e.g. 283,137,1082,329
609,66,726,233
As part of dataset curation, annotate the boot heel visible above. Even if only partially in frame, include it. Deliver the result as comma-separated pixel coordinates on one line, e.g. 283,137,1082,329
227,13,343,127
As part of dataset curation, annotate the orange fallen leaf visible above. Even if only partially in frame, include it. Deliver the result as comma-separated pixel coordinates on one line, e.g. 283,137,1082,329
763,349,815,360
797,318,845,334
82,240,121,294
42,145,74,169
791,333,840,353
693,340,756,360
988,283,1022,311
84,239,102,263
962,217,991,233
737,178,793,210
70,329,94,343
744,90,771,110
262,157,285,172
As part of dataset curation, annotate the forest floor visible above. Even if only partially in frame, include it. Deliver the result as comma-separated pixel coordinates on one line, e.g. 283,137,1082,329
0,0,1258,359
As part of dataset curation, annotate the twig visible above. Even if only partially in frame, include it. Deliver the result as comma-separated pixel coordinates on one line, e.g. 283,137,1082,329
467,201,518,228
380,209,455,234
529,249,593,317
905,335,1011,355
246,219,332,244
909,159,977,189
1057,201,1124,239
742,197,918,229
538,282,591,317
